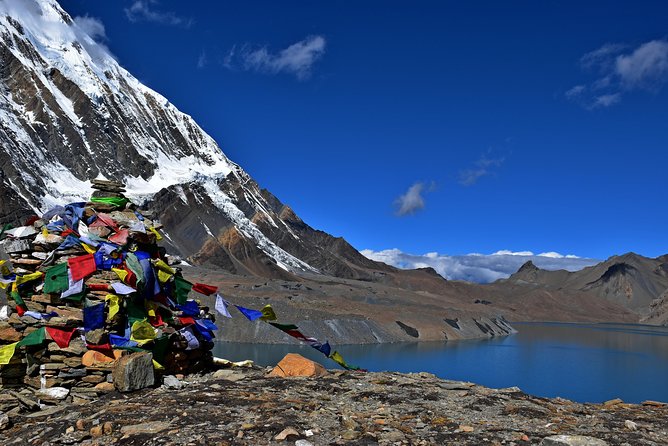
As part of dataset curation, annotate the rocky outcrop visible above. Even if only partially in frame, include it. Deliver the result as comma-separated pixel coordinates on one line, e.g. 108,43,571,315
0,368,666,445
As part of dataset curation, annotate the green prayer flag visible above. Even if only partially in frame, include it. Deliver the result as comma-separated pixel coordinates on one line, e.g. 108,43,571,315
43,263,69,294
126,297,146,326
151,335,170,364
125,253,145,291
329,351,361,371
89,196,130,208
10,290,25,307
269,322,299,331
18,327,46,347
173,275,192,305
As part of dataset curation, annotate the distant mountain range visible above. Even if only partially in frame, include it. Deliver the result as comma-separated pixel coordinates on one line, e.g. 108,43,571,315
0,0,665,345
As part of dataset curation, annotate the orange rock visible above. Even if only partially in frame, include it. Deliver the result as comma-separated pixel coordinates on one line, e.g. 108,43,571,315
82,349,123,367
0,326,22,343
268,353,328,378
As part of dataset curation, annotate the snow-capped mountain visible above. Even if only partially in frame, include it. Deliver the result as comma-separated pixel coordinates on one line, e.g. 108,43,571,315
0,0,381,278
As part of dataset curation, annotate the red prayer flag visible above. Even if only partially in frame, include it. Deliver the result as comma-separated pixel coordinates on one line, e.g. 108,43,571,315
16,305,26,316
90,213,119,231
192,283,218,296
45,327,76,348
86,342,113,352
87,283,110,292
68,254,97,281
61,229,75,237
108,229,129,245
178,316,195,326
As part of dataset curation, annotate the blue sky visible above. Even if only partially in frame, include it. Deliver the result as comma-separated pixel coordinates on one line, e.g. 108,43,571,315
60,0,668,261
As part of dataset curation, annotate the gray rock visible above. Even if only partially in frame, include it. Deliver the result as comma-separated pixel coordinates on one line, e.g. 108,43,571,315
163,375,184,389
85,328,106,345
0,412,10,430
540,435,609,446
112,352,154,392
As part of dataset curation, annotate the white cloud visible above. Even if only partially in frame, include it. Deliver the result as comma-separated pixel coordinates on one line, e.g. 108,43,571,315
197,50,207,69
225,35,326,80
360,249,598,284
568,39,668,108
394,182,432,216
125,0,193,27
73,16,106,42
459,154,504,186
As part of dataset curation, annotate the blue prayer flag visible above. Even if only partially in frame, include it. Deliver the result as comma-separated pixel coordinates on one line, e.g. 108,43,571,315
234,305,263,321
83,303,105,332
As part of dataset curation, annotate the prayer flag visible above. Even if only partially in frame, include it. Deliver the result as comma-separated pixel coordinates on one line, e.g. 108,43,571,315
177,300,200,317
109,334,138,348
111,282,136,295
83,302,105,331
260,304,277,321
18,327,46,347
108,229,129,245
23,311,57,320
329,351,362,371
15,272,43,286
192,283,218,296
61,269,84,299
148,227,163,241
235,305,263,321
43,263,69,294
45,327,76,348
196,318,218,332
181,326,200,350
130,319,157,345
105,294,121,321
173,276,193,305
214,294,232,318
0,342,18,365
68,254,96,281
153,259,175,283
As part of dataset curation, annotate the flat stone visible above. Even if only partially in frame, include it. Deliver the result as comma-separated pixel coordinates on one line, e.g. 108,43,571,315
212,369,245,382
274,427,300,441
540,435,608,446
36,387,70,401
120,421,171,435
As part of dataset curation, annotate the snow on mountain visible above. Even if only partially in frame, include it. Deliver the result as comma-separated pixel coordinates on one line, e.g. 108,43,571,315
0,0,317,274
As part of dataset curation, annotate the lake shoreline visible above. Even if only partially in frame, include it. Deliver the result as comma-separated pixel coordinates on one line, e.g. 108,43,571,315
1,366,666,445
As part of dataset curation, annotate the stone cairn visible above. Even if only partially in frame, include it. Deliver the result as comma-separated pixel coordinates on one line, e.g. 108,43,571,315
0,180,217,409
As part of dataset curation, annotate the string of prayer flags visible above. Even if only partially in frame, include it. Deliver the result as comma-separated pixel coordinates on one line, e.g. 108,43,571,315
45,327,77,348
214,294,232,318
269,323,332,357
235,305,263,321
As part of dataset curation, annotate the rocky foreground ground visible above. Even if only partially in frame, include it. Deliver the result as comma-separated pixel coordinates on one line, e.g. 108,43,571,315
0,365,666,446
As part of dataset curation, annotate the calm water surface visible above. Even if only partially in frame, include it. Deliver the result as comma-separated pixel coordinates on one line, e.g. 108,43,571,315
213,322,668,404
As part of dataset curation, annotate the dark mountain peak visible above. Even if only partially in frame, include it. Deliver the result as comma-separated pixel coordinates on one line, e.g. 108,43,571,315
598,262,637,282
518,260,539,272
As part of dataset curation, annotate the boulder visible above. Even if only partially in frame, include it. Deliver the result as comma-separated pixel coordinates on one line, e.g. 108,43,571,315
82,349,122,368
112,352,154,392
268,353,328,378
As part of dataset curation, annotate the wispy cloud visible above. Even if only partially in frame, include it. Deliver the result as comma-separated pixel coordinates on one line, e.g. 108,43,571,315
125,0,193,27
394,182,434,216
224,35,326,80
567,39,668,109
458,154,504,186
197,50,207,69
360,249,597,283
72,15,115,60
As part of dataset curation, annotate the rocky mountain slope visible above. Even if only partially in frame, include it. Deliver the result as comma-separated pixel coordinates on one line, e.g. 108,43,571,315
500,253,668,321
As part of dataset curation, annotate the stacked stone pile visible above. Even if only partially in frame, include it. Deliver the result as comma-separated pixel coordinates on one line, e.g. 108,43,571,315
0,181,218,407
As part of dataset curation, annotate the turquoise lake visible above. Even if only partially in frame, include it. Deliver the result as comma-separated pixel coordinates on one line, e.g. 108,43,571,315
213,322,668,404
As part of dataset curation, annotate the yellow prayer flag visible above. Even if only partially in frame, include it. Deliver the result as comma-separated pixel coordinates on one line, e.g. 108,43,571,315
41,227,48,237
0,260,11,276
0,342,18,365
82,243,97,254
112,267,128,282
148,227,163,241
153,259,175,284
152,359,165,370
145,300,158,318
15,272,43,286
130,320,156,345
260,304,277,321
105,294,121,321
